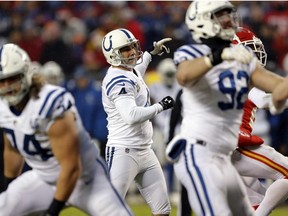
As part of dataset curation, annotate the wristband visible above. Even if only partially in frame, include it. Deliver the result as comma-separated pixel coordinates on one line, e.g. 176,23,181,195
47,198,66,215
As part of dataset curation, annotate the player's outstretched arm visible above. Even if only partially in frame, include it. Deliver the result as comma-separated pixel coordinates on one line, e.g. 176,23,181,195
115,96,174,125
251,64,288,114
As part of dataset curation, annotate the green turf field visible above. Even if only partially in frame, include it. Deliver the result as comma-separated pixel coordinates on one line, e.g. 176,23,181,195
60,203,288,216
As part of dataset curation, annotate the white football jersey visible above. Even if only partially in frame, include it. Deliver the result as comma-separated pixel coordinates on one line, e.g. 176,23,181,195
0,84,99,184
174,44,258,154
102,55,154,149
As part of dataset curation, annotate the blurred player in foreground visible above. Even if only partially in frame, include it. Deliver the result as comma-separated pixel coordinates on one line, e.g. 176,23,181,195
102,28,173,216
232,27,288,216
167,27,288,216
166,1,288,215
0,43,133,216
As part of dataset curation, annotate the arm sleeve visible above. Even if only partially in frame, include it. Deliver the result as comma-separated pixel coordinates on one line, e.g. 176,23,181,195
32,90,75,133
115,96,163,125
134,51,152,77
248,87,271,109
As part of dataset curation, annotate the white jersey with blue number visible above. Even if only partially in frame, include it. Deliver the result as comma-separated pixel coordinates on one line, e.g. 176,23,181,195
174,44,258,154
102,53,153,149
0,84,99,184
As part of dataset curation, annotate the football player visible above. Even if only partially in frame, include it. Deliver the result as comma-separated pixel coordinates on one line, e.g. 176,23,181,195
101,28,173,216
0,43,133,216
232,27,288,216
166,1,288,215
41,61,65,86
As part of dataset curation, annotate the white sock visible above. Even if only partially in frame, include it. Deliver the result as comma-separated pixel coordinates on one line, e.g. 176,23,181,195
242,177,266,206
255,179,288,216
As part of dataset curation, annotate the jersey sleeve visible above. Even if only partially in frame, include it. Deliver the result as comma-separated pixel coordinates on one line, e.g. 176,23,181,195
134,51,152,77
173,44,210,65
34,88,75,133
248,87,271,109
104,75,138,103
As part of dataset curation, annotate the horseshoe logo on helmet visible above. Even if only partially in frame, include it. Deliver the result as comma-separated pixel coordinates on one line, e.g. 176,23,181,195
103,35,113,52
187,1,199,21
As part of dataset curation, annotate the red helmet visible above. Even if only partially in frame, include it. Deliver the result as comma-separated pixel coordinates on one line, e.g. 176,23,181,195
232,27,267,66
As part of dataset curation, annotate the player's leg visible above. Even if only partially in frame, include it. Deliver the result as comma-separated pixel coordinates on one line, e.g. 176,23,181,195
174,144,235,216
233,145,288,213
135,148,171,216
225,164,255,216
255,178,288,216
233,145,288,179
0,170,54,216
241,176,266,209
105,146,138,197
68,157,134,216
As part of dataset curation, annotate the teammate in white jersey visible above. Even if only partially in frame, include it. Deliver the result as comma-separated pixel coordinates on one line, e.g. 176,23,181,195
231,27,288,216
166,1,288,216
0,43,133,216
101,28,173,216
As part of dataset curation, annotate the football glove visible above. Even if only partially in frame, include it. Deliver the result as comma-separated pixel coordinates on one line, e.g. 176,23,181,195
159,96,175,110
202,38,253,66
149,38,172,56
221,45,253,64
238,128,264,147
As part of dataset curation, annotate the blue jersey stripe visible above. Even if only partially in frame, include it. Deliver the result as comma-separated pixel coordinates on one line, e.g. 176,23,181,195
188,44,205,56
106,79,135,96
178,47,198,58
177,44,207,59
45,90,67,118
108,146,115,171
39,89,58,115
106,75,128,89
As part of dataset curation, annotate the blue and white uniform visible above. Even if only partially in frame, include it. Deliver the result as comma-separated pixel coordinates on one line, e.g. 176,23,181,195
0,84,133,216
102,52,171,215
172,43,257,216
